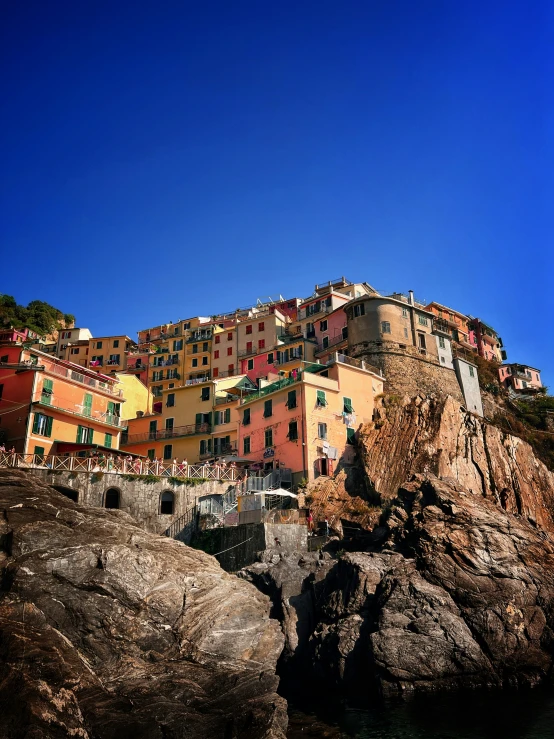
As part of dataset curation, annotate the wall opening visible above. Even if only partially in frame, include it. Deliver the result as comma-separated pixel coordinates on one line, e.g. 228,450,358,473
52,485,79,503
105,488,120,509
160,491,174,515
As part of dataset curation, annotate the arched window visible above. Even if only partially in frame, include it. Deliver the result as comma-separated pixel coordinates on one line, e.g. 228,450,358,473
160,491,174,515
105,488,120,509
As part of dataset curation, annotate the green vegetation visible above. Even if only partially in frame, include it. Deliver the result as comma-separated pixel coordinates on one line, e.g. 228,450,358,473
0,294,75,336
492,395,554,471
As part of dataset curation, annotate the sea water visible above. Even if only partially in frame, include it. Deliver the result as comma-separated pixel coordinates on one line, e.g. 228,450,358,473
287,687,554,738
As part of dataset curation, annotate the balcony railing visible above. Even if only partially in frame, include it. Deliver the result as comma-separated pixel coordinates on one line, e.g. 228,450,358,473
34,398,127,428
40,358,124,397
240,363,326,404
238,346,257,358
335,353,382,376
0,453,241,481
315,330,348,354
185,375,210,385
122,423,212,445
298,303,332,321
186,332,212,344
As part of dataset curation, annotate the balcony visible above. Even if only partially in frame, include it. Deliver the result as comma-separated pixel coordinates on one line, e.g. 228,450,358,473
34,398,127,428
199,444,237,460
238,346,257,358
122,422,212,445
127,363,147,372
41,358,123,397
315,330,348,354
335,353,382,375
186,332,212,344
298,303,332,321
185,375,210,385
432,319,453,337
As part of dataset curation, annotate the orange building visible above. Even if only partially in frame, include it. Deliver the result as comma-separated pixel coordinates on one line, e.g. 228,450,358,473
0,346,126,455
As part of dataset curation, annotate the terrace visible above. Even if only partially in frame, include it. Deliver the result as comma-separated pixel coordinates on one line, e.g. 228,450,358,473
122,422,212,445
39,357,124,397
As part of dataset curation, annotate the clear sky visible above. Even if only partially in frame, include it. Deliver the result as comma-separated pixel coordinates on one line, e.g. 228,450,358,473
2,1,552,386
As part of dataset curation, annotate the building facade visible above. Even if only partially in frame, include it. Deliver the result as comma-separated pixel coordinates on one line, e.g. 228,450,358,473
499,364,542,393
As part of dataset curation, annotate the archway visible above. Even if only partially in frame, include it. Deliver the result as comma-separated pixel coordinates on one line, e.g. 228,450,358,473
52,485,79,502
104,488,120,509
160,491,174,515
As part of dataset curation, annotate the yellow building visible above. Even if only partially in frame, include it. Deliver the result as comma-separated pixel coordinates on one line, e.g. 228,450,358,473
88,335,137,373
114,373,152,421
58,340,90,367
212,323,238,379
120,375,255,462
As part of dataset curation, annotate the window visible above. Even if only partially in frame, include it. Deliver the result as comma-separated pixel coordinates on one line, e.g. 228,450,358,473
71,348,79,355
247,359,254,370
347,428,356,444
81,392,93,418
227,332,233,341
316,390,327,407
163,444,172,460
160,491,174,514
322,336,329,349
264,399,273,418
108,354,120,365
62,331,71,339
225,346,231,356
33,445,45,461
167,393,175,407
183,322,191,330
201,387,210,401
418,316,429,326
91,356,103,366
224,408,231,423
243,436,251,454
173,339,183,351
203,342,209,352
259,322,265,332
192,358,198,367
381,321,391,334
243,408,251,425
265,428,273,447
246,325,253,335
306,322,315,337
343,397,354,413
353,303,365,318
76,425,93,443
149,420,157,438
214,350,220,359
258,339,265,350
469,366,475,378
402,307,408,318
404,327,409,339
104,433,112,448
228,363,234,373
213,367,219,378
202,356,208,365
246,341,253,353
215,335,221,344
0,384,3,400
441,357,445,364
113,340,119,348
318,423,327,440
96,341,103,349
192,344,198,353
320,320,328,332
287,389,297,409
33,413,53,437
288,421,298,440
265,352,273,364
41,378,53,405
147,449,155,460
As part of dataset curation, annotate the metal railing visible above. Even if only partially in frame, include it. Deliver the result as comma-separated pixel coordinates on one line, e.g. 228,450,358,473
335,353,382,375
122,423,212,444
0,453,241,481
34,398,127,429
40,357,124,397
315,331,348,354
185,376,210,385
239,363,326,404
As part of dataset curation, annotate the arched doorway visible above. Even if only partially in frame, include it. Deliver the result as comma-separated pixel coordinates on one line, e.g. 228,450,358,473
104,488,120,509
160,491,174,515
52,485,79,502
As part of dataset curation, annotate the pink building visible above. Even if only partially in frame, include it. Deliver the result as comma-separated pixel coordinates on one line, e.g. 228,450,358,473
499,364,542,393
0,327,41,344
313,306,348,363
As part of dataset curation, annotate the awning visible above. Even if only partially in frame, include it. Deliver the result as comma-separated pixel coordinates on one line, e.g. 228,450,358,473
219,455,252,465
243,488,298,498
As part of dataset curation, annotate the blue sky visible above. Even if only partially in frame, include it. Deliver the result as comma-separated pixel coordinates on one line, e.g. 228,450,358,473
2,1,552,386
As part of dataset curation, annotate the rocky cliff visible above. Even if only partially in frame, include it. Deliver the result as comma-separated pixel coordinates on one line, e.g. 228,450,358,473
360,395,554,531
241,474,554,698
0,470,287,738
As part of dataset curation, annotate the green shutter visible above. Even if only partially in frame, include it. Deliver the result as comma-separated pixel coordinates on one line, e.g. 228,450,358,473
264,399,272,417
224,408,231,423
89,429,93,444
45,416,53,437
41,379,53,405
84,393,93,417
243,408,250,425
213,412,219,426
343,397,354,413
77,425,83,443
287,390,296,408
195,413,202,426
107,401,115,416
347,428,356,444
104,433,112,448
32,413,40,434
317,390,327,406
207,412,212,427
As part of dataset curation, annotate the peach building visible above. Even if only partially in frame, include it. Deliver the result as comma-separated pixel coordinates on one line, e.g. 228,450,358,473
0,346,126,455
237,354,384,487
88,335,137,373
499,364,542,393
424,302,474,352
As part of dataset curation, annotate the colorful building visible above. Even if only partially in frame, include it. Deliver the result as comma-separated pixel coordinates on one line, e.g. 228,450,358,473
88,335,137,373
56,327,92,357
467,318,506,362
212,323,238,380
424,302,474,353
237,354,384,487
0,346,126,455
499,364,542,393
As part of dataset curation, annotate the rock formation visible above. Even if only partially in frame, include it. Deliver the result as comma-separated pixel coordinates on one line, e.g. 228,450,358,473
241,473,554,698
0,470,287,738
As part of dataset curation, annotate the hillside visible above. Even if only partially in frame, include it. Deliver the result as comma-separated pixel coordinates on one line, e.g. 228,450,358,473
0,293,75,337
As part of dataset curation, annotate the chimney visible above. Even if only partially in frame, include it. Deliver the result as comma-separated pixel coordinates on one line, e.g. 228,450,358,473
408,290,414,306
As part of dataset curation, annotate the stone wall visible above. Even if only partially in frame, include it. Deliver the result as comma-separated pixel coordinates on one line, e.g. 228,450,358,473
350,343,464,402
193,522,307,571
28,468,235,535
